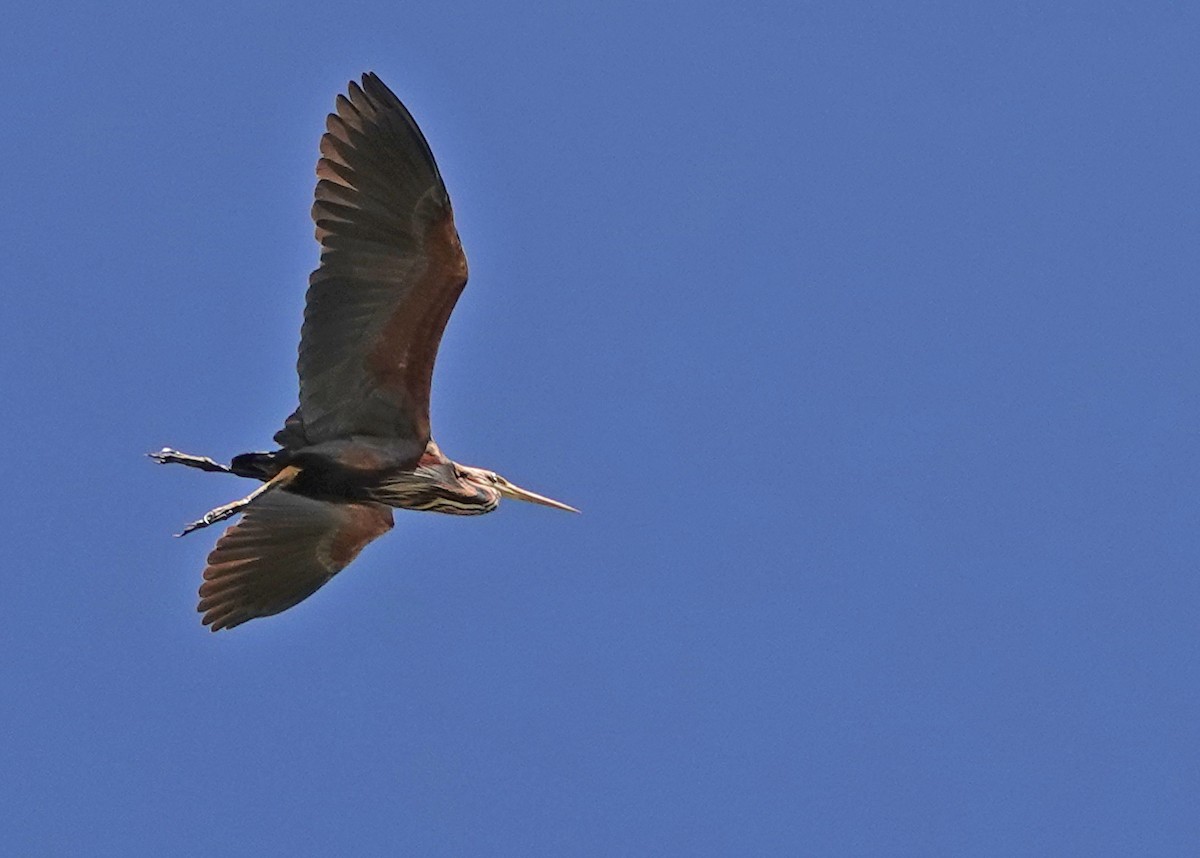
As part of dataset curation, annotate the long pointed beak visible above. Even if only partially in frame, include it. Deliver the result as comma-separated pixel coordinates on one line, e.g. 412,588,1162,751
498,480,580,513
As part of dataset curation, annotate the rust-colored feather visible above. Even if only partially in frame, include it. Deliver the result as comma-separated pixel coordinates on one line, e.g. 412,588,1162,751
363,210,468,440
280,73,468,451
198,491,393,631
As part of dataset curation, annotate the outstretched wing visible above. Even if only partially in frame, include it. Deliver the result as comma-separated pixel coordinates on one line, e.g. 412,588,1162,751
278,72,469,452
197,490,393,631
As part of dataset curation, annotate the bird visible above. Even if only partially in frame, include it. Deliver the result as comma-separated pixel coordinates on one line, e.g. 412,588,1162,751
152,73,576,632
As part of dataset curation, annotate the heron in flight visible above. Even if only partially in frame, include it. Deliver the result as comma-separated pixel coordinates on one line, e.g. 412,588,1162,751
153,73,576,631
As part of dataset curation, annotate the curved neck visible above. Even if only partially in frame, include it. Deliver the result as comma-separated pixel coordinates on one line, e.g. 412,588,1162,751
371,463,500,515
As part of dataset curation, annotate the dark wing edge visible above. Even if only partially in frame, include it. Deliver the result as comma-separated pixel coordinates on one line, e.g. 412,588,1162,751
280,73,469,450
197,490,394,631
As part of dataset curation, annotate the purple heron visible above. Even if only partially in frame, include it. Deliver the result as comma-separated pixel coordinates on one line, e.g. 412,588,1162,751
152,73,576,632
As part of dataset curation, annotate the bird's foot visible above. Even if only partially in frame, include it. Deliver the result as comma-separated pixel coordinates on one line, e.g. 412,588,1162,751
173,464,302,537
176,498,247,537
149,447,231,473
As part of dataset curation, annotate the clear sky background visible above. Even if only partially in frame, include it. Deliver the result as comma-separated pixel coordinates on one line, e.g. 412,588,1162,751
2,1,1197,854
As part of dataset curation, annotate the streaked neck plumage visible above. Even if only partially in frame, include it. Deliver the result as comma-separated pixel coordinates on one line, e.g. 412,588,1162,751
366,440,577,516
368,446,500,515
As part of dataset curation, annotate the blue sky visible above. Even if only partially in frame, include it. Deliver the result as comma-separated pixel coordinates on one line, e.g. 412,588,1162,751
3,1,1198,854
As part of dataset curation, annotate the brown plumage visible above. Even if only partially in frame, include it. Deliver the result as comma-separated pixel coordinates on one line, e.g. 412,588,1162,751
153,73,575,632
198,492,394,632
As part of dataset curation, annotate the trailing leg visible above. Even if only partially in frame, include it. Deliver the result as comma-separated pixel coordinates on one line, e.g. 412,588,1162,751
176,466,302,537
149,448,231,474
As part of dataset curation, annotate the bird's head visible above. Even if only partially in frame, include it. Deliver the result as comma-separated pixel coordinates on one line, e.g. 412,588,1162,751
454,464,578,513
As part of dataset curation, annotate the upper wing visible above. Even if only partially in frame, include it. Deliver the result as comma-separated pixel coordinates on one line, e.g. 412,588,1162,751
197,490,394,631
282,73,469,449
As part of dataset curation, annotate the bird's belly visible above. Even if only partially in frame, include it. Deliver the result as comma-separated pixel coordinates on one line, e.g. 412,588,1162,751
287,437,422,502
